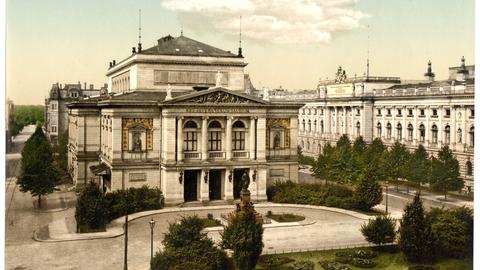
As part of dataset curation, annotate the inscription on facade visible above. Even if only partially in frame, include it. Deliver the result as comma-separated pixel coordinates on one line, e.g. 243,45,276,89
185,108,249,113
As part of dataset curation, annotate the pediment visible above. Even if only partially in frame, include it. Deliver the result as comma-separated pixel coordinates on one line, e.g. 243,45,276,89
164,88,268,105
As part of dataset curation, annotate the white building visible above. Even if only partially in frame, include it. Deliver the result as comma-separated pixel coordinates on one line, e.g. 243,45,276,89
68,35,302,205
297,59,475,192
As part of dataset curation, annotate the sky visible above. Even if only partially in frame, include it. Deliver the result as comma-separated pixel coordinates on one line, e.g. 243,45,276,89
6,0,475,105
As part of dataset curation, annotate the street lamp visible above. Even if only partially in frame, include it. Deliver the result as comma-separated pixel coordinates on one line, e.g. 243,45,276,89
149,218,156,269
385,181,389,215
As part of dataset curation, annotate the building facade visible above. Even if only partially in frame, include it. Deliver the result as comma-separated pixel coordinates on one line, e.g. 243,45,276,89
45,82,105,144
68,35,301,205
297,60,475,192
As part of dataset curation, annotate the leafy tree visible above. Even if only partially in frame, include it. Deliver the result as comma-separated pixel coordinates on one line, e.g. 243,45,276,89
311,142,335,183
75,181,107,232
429,211,467,259
406,144,431,191
353,170,383,211
349,136,368,182
330,135,354,184
222,204,264,270
364,138,388,181
18,126,59,208
398,193,432,263
384,142,410,192
361,215,396,247
151,215,230,270
12,105,44,136
430,146,463,200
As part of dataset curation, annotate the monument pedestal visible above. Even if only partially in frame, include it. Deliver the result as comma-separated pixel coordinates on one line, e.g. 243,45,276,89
238,189,263,224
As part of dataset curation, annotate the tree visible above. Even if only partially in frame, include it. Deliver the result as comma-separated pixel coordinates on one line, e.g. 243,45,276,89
406,144,430,192
222,204,264,270
54,129,69,173
18,126,59,208
364,138,387,181
384,142,410,191
75,181,107,232
430,146,463,200
151,215,230,270
429,211,467,259
361,215,396,247
353,170,383,211
398,193,432,263
311,142,335,183
330,135,354,184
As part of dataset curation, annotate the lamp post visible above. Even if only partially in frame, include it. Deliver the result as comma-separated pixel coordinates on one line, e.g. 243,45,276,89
149,218,156,269
385,181,389,215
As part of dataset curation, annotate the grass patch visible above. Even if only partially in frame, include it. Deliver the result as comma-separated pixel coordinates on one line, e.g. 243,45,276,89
259,247,472,270
266,211,305,222
199,214,222,228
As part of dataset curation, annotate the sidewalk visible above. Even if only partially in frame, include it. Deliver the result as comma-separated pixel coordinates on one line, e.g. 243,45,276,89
34,203,372,242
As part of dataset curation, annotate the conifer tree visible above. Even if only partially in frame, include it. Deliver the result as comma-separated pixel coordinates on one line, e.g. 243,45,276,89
18,126,59,208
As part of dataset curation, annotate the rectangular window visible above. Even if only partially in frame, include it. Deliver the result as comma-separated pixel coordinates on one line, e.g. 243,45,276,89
432,109,437,116
184,132,197,151
208,131,221,151
471,109,475,117
51,125,57,132
232,131,245,150
420,109,425,116
408,109,413,116
397,109,402,116
377,109,381,115
446,109,451,116
387,109,391,116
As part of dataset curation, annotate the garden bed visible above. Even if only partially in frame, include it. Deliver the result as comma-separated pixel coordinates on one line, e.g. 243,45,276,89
266,211,305,222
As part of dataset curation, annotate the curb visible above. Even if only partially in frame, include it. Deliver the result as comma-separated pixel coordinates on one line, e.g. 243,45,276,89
34,203,371,243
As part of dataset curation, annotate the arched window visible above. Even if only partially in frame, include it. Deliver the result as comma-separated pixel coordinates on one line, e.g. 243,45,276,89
466,161,473,176
431,125,438,144
306,141,310,151
457,128,462,143
444,125,451,144
419,124,425,142
232,120,246,150
302,120,306,131
407,124,413,141
184,120,199,151
208,120,222,151
356,122,361,136
397,123,402,140
318,143,321,153
377,122,382,138
320,120,324,133
469,126,474,147
314,120,317,133
386,123,392,139
308,120,311,132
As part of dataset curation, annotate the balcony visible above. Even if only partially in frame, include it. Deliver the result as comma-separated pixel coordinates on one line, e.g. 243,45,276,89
208,151,225,159
184,152,201,160
232,151,249,159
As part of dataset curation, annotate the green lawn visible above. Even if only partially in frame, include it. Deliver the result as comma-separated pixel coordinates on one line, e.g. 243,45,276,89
267,212,305,222
257,247,472,270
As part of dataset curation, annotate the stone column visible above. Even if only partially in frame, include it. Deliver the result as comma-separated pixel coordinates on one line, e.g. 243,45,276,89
382,106,386,139
334,107,338,137
200,169,209,202
226,116,233,160
249,117,256,160
452,106,457,145
439,106,443,144
426,106,430,144
462,106,467,145
177,116,183,162
351,106,355,138
392,107,396,140
343,106,347,135
201,116,208,161
402,106,407,143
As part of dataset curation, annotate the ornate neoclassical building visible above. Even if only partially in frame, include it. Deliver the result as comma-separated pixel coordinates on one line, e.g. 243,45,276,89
68,35,301,205
297,59,475,192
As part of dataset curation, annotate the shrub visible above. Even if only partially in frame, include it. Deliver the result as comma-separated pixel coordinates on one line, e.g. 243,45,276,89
349,258,376,268
408,265,438,270
288,260,314,270
259,256,295,269
151,216,231,270
207,213,214,219
104,186,164,222
430,211,467,258
319,261,351,270
361,215,396,247
353,174,382,211
75,182,107,233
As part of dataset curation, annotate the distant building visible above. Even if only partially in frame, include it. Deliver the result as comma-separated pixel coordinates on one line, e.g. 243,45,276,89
67,35,301,206
45,82,106,144
296,58,475,193
6,98,14,152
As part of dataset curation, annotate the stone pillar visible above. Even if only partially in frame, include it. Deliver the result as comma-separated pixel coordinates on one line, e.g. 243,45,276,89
226,116,233,160
452,106,457,145
462,106,467,146
224,169,234,201
402,106,407,143
200,169,209,202
342,106,347,134
249,117,256,160
177,116,183,162
439,106,443,144
382,106,386,139
202,116,208,161
351,106,355,138
334,107,338,135
426,106,430,144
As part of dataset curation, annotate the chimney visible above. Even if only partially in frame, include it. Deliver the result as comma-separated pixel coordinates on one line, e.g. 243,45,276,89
109,62,112,68
90,84,94,90
113,60,116,66
84,82,87,89
132,47,136,54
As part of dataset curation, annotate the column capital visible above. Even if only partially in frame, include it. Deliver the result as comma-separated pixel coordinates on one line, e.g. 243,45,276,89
202,116,209,120
178,116,184,120
250,116,258,120
227,116,234,120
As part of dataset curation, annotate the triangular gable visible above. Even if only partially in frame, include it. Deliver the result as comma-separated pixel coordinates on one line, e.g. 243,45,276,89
163,87,268,105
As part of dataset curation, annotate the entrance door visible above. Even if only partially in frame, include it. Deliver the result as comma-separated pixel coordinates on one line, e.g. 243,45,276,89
184,170,198,202
209,170,222,201
233,169,248,199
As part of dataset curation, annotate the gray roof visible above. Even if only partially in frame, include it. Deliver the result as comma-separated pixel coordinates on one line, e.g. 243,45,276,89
141,35,240,58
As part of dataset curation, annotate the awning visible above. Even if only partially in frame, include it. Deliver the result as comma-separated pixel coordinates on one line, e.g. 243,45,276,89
90,163,111,176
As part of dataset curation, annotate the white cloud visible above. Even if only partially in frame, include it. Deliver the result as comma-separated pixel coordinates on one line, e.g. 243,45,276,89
162,0,368,44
